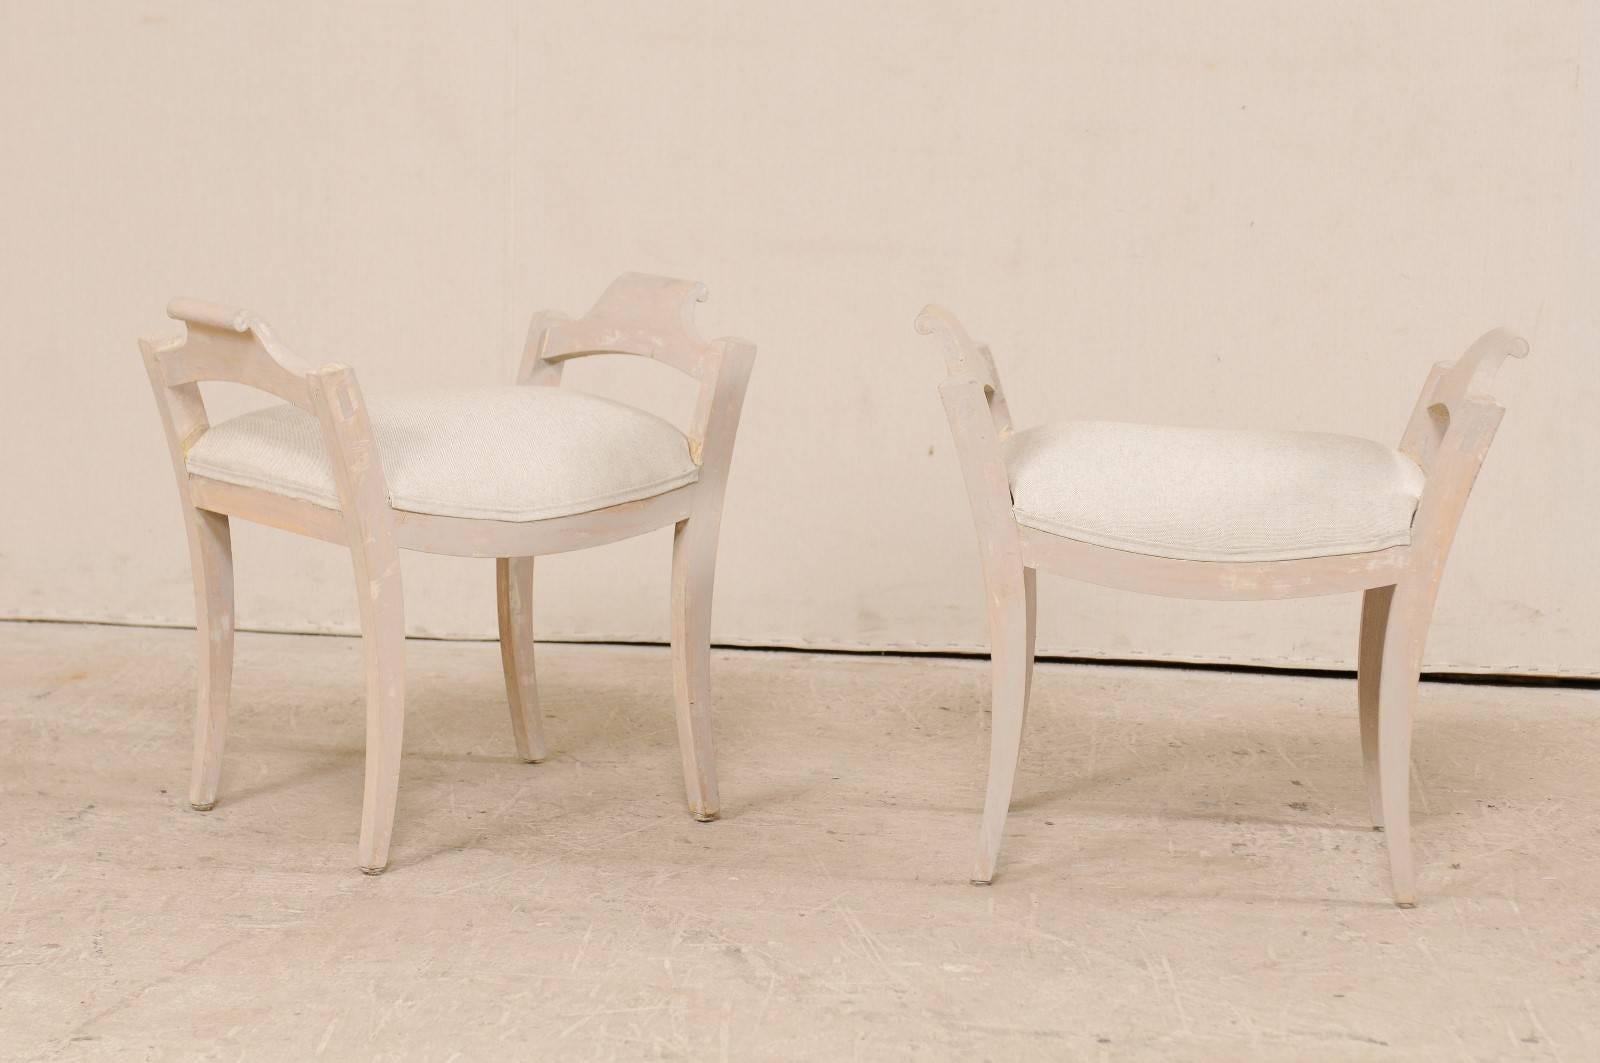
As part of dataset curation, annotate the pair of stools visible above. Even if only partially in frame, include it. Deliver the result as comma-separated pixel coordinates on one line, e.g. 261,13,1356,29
142,273,1527,907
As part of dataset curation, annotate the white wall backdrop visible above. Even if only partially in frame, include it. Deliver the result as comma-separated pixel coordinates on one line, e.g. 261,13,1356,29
2,1,1596,676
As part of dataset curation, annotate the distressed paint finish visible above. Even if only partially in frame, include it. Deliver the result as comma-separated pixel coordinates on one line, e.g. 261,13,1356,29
919,306,1527,905
140,275,755,872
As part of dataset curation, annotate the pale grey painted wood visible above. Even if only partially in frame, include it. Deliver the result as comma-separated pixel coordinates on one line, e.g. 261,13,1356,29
142,275,754,873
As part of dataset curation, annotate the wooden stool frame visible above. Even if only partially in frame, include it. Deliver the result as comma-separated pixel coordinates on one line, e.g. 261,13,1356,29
917,306,1526,907
142,274,754,873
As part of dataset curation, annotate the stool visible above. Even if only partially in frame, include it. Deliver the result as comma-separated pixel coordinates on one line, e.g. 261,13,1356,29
917,306,1525,906
141,274,754,873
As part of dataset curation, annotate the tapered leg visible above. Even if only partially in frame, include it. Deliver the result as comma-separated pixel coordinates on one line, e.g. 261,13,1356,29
1020,567,1038,726
1357,584,1395,831
1372,580,1435,907
971,565,1037,885
496,556,547,763
355,552,406,875
670,517,721,821
305,365,409,874
187,509,235,812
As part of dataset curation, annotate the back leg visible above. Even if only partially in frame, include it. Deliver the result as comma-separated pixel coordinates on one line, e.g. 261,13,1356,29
496,556,548,763
186,508,235,812
670,516,721,822
1357,584,1395,831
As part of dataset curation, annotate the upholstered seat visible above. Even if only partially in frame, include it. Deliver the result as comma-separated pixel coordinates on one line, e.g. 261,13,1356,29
1003,421,1426,562
188,386,699,522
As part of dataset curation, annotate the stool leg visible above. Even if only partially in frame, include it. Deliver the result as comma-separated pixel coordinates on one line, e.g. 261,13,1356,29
355,552,405,875
310,366,408,875
1372,579,1435,907
186,508,234,812
496,556,547,763
972,565,1036,885
670,516,721,822
1357,584,1395,831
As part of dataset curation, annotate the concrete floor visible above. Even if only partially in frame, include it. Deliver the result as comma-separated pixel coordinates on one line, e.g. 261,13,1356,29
2,621,1597,1061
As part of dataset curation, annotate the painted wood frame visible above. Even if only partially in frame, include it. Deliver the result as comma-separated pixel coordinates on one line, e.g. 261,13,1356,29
142,275,755,873
916,306,1527,907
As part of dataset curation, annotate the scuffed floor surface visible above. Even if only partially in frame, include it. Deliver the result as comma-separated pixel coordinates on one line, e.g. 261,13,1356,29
2,622,1598,1061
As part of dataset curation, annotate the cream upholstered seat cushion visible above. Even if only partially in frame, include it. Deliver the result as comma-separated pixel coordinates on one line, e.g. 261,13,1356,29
1003,421,1426,563
187,386,700,522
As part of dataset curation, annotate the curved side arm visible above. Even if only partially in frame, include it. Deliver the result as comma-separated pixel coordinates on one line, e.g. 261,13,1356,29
515,276,754,473
523,273,719,379
915,304,1012,435
142,300,386,520
1442,328,1530,406
589,273,709,334
1396,329,1528,607
157,299,320,409
1399,327,1530,473
916,306,1021,570
309,365,398,544
688,337,757,474
517,310,573,386
916,305,988,381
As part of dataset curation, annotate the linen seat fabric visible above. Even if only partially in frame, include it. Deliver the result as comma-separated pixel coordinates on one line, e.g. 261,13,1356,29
1003,420,1426,563
187,386,700,522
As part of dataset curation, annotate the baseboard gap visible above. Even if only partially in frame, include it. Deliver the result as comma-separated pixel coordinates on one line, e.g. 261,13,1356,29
2,615,1595,689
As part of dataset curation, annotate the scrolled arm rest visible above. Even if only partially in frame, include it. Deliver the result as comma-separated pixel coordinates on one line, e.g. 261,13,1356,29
520,273,721,380
167,298,261,334
915,303,1012,433
155,297,320,406
588,273,710,330
916,304,985,380
1400,326,1530,474
1454,328,1530,401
